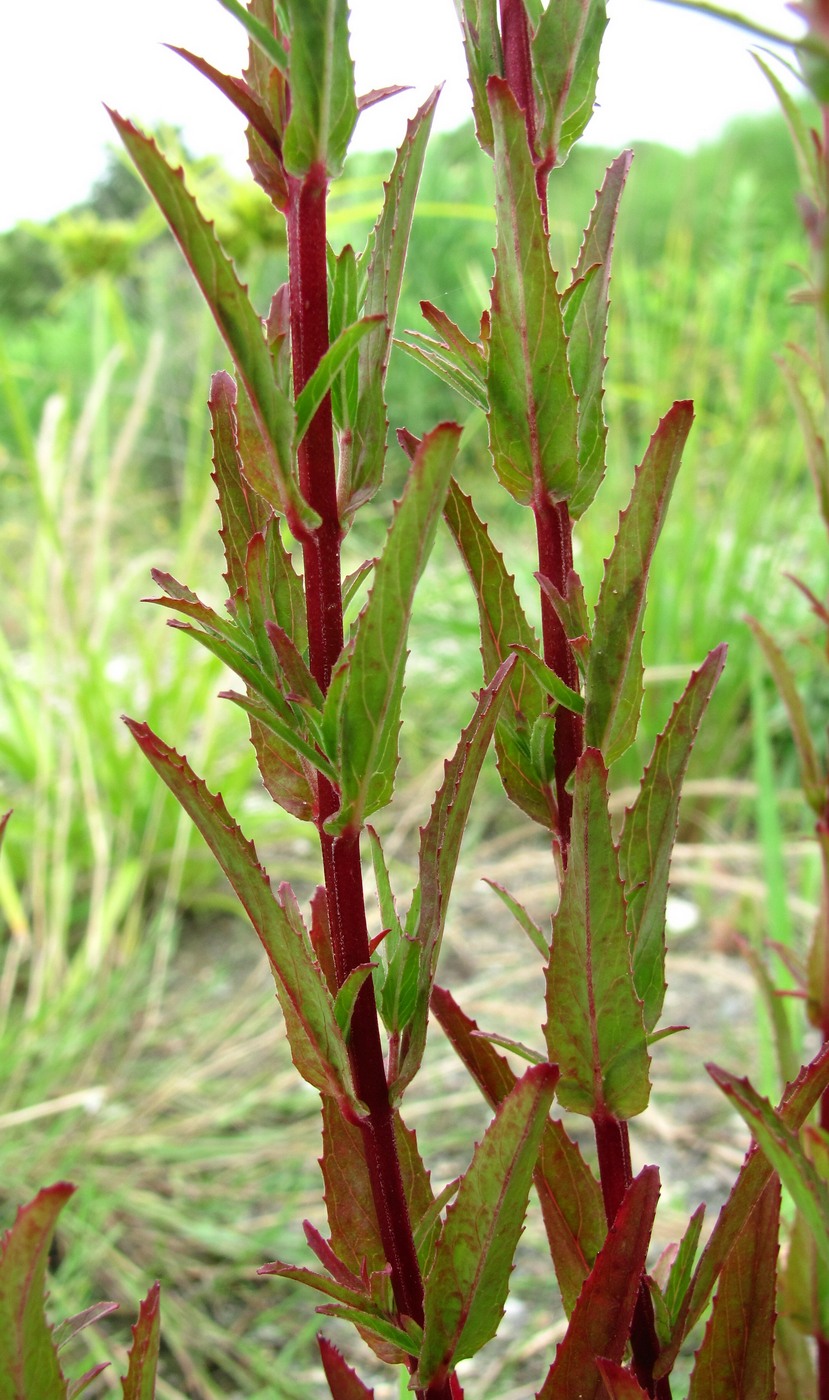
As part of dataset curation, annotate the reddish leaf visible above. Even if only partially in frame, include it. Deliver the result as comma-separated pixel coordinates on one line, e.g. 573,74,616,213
120,1283,160,1400
545,749,650,1120
318,1335,375,1399
208,371,270,606
687,1179,779,1399
595,1359,650,1399
536,1167,660,1400
0,1182,74,1399
167,45,284,165
430,984,604,1317
416,1065,558,1390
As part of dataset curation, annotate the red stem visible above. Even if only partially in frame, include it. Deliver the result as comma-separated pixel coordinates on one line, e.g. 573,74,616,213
286,167,455,1398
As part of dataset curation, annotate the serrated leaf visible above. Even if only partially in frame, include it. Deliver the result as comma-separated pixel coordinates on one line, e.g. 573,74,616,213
346,90,439,515
209,371,271,605
430,984,604,1318
537,568,591,646
395,335,489,413
546,749,650,1120
483,878,548,958
443,479,554,828
0,1182,73,1400
120,1283,160,1400
487,77,579,506
747,614,825,811
324,423,461,835
318,1336,375,1399
283,0,357,178
686,1178,779,1400
109,113,312,534
536,1167,660,1400
416,1064,558,1390
585,401,693,765
124,721,359,1111
454,0,502,153
619,645,726,1031
295,316,384,448
420,301,487,379
595,1359,650,1399
656,1040,829,1378
532,0,608,168
709,1063,829,1271
567,152,632,518
394,657,516,1095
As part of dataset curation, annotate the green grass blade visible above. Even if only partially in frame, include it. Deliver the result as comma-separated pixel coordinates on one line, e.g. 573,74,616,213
585,400,693,765
546,749,651,1120
415,1064,558,1390
487,77,579,505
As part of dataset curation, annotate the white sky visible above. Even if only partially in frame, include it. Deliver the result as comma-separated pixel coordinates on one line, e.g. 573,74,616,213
0,1,804,232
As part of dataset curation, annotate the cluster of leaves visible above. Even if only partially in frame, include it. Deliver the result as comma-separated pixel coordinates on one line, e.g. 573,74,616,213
8,0,829,1397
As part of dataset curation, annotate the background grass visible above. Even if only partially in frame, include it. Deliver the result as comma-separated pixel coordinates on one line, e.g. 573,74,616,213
0,101,825,1395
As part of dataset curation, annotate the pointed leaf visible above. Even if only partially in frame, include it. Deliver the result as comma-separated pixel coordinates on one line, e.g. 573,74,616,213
664,1203,705,1329
708,1063,829,1271
209,371,271,605
316,1306,420,1357
483,878,548,958
532,0,608,168
124,721,359,1111
546,749,650,1119
619,645,726,1031
687,1178,779,1400
454,0,502,154
395,334,489,413
325,423,461,835
567,153,632,518
120,1283,160,1400
394,656,516,1094
537,568,591,646
747,614,825,811
595,1360,650,1399
257,1261,373,1312
346,90,439,515
420,301,487,379
585,401,693,765
430,984,605,1318
294,316,384,448
777,352,829,533
168,45,284,169
333,963,376,1038
283,0,357,178
415,1064,558,1390
443,479,554,827
215,0,288,74
536,1167,660,1399
487,77,579,506
657,1040,829,1377
318,1336,375,1399
0,1183,73,1400
329,245,361,431
53,1302,118,1353
108,113,312,535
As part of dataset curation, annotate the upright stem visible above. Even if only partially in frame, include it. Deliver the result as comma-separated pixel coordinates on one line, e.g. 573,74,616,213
286,168,447,1393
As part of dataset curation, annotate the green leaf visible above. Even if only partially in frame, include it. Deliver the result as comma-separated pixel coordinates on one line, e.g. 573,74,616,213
482,878,548,958
509,643,584,714
146,571,246,649
215,0,288,75
532,0,608,167
394,656,516,1095
346,90,439,516
443,479,554,828
429,985,605,1318
0,1183,72,1400
747,614,825,812
619,645,726,1031
567,152,632,519
537,568,591,647
778,1132,829,1344
120,1283,161,1400
333,963,376,1038
109,113,313,535
420,301,487,379
686,1178,779,1400
546,749,650,1119
709,1064,829,1272
209,371,271,605
294,316,384,448
366,827,419,1036
776,352,829,534
453,0,502,154
585,400,693,765
257,1261,373,1312
124,721,359,1111
536,1167,660,1399
664,1203,705,1330
328,245,361,430
487,77,579,506
316,1306,421,1358
282,0,357,177
395,334,489,413
753,53,822,200
656,1040,829,1378
324,423,461,835
415,1064,558,1389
